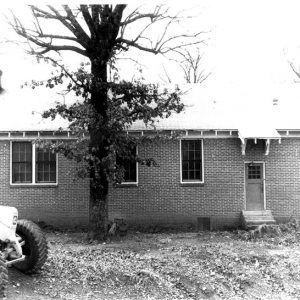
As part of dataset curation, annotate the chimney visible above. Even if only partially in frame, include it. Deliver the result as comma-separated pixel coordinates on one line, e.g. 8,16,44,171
272,98,279,106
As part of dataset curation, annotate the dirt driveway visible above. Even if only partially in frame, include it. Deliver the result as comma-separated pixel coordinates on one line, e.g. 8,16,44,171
6,230,300,299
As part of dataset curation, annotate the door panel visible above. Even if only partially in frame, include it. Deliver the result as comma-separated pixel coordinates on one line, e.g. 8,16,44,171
245,163,264,210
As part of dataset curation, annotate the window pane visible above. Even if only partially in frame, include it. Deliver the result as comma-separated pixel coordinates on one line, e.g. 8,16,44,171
182,171,188,180
195,150,201,159
189,161,194,170
248,165,261,179
181,140,203,182
182,151,188,160
189,150,195,160
195,140,201,151
182,161,188,171
117,146,137,183
182,141,189,151
189,170,195,180
12,142,32,183
50,172,56,182
36,148,57,183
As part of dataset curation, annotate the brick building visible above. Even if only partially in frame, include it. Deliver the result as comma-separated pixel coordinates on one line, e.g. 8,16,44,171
109,130,300,229
0,70,90,227
2,77,300,229
108,86,300,229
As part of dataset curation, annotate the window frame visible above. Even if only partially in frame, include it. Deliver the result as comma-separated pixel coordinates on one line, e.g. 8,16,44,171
10,141,58,186
180,139,204,184
119,145,138,186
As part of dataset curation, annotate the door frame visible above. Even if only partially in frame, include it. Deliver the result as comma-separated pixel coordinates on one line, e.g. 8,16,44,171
244,161,266,210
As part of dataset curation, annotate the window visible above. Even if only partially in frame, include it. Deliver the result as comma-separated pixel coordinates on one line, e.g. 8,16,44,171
181,139,203,183
247,165,261,179
36,148,57,183
12,142,32,183
117,146,138,184
11,142,57,184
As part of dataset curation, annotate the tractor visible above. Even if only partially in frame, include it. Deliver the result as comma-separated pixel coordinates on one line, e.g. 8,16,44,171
0,205,48,298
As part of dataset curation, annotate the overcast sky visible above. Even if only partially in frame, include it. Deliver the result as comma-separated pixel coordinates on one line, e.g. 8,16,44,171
1,0,300,126
1,1,300,86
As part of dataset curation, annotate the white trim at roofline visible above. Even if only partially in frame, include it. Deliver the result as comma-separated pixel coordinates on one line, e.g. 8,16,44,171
3,128,300,141
129,129,240,139
0,131,78,140
129,129,300,139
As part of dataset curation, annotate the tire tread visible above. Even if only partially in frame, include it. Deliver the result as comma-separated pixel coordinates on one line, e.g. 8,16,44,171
14,219,48,274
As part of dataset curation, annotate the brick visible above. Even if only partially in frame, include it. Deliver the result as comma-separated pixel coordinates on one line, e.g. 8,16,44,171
0,141,89,227
108,138,300,229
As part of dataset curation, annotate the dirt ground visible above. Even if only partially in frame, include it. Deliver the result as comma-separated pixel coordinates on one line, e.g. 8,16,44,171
5,229,300,299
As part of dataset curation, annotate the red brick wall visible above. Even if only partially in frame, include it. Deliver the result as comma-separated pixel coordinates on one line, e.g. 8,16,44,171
108,138,300,228
0,141,89,227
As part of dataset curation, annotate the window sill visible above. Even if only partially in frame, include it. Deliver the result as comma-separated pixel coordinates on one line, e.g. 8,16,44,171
115,183,138,188
10,183,58,188
180,182,204,187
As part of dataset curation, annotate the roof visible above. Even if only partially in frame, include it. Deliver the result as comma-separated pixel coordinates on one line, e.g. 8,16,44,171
238,127,281,140
0,86,69,131
131,83,300,132
1,80,300,132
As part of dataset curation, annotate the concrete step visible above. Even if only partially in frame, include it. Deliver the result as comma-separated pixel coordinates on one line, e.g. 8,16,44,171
243,214,274,220
244,218,276,223
242,210,273,216
246,220,276,226
241,210,276,229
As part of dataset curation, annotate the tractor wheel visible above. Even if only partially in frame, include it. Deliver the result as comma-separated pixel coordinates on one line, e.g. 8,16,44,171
14,219,48,274
0,256,8,298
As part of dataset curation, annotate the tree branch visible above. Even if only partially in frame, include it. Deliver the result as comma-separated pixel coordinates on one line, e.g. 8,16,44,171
62,5,91,45
115,38,159,54
29,5,63,20
91,5,100,27
80,5,96,37
37,45,87,56
10,7,88,57
40,55,88,90
37,33,79,42
289,61,300,79
47,5,90,49
118,6,207,56
120,5,169,26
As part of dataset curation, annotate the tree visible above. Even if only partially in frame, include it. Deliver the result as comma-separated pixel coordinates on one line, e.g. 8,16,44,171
176,48,211,83
10,5,204,239
162,47,210,84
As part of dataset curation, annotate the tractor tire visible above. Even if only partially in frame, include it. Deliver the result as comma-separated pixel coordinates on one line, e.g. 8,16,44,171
14,219,48,274
0,256,8,299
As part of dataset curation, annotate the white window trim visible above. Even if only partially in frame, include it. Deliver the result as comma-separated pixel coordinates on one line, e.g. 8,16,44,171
120,145,138,185
180,139,204,184
10,141,58,186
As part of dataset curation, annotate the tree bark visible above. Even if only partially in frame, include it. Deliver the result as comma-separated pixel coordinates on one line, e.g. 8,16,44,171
87,6,125,239
89,57,110,240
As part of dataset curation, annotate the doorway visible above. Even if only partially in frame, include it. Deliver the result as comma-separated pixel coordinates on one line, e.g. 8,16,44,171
245,162,265,210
